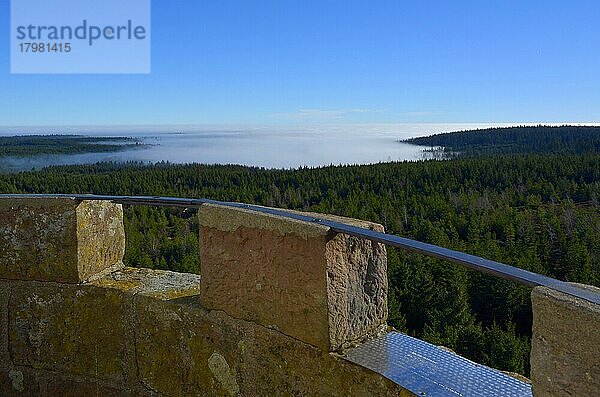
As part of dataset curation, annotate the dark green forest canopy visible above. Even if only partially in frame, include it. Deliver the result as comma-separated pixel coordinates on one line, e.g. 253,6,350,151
0,135,145,156
404,125,600,156
1,153,599,376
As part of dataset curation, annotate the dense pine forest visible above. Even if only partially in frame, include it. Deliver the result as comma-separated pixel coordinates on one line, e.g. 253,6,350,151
405,125,600,156
0,135,144,157
1,147,599,376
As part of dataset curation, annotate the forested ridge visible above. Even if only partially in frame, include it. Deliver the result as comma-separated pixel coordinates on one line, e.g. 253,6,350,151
0,135,144,157
1,152,599,376
405,125,600,156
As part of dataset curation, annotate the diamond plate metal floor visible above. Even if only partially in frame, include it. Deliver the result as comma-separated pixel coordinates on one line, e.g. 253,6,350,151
344,332,532,397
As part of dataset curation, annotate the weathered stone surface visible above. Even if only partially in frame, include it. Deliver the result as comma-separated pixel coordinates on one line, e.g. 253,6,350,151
8,280,130,383
226,306,409,397
0,281,10,369
0,366,41,396
135,295,224,396
199,204,331,350
135,295,411,397
531,284,600,397
45,376,137,397
95,267,203,396
76,200,125,281
326,226,388,350
93,266,201,300
0,198,124,283
199,203,387,351
2,264,405,396
1,367,137,397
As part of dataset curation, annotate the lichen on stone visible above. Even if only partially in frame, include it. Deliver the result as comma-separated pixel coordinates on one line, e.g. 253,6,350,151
208,352,240,396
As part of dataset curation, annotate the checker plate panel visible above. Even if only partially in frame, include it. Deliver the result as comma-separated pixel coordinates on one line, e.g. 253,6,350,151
344,332,532,397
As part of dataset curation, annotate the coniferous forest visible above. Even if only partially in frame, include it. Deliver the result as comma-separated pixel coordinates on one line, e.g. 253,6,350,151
405,125,600,156
1,126,599,376
0,135,143,156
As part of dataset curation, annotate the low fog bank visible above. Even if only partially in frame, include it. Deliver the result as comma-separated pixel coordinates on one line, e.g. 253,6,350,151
0,124,506,172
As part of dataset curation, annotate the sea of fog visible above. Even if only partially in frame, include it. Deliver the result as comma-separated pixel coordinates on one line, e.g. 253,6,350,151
0,123,542,172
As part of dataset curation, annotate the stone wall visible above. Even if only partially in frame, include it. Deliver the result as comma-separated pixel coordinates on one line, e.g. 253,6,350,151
0,198,410,396
1,268,411,397
1,197,598,396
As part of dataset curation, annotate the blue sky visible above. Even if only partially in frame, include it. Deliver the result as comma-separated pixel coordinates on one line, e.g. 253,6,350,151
1,0,600,126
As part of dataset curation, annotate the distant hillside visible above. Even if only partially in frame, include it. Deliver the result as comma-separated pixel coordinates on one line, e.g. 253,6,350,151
404,125,600,156
0,135,144,157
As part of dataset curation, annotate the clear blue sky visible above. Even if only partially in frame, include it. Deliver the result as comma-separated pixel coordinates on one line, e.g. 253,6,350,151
1,0,599,126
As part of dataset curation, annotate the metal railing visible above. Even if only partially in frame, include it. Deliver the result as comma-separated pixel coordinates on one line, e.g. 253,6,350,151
3,193,599,306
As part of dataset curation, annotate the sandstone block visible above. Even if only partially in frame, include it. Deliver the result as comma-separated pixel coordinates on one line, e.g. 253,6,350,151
531,284,600,397
134,293,409,397
198,203,388,351
93,266,201,300
92,267,206,396
135,296,229,397
121,269,215,396
0,198,125,283
8,281,129,383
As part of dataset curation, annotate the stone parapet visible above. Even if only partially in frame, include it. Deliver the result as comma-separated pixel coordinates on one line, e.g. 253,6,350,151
198,203,388,352
9,197,594,395
0,198,125,283
1,267,410,396
530,283,600,397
